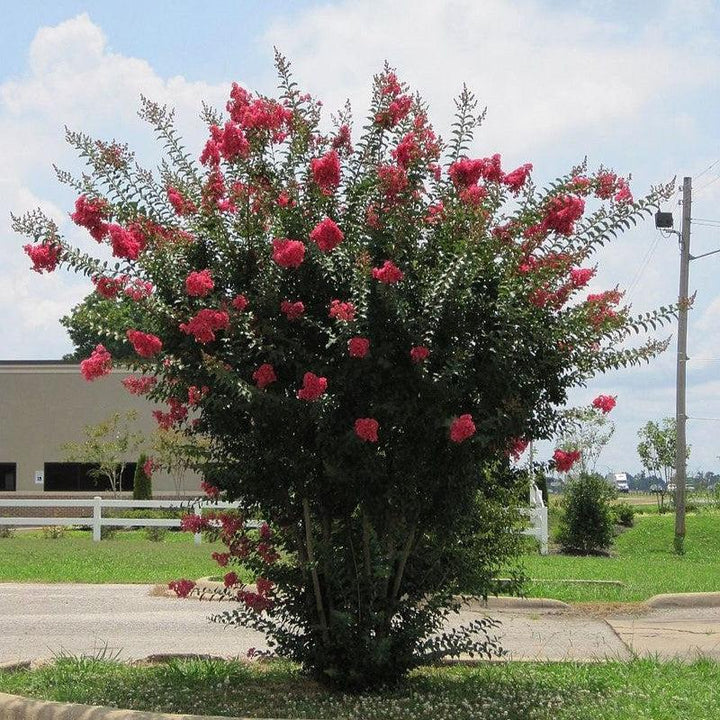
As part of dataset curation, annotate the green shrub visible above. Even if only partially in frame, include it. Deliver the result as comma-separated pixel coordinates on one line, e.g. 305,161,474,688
613,501,635,527
557,474,617,554
133,454,153,500
0,526,16,538
100,526,118,540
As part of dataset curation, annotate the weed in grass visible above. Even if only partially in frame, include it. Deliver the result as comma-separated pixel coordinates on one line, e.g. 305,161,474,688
144,526,168,542
41,526,66,539
0,657,718,720
0,526,15,538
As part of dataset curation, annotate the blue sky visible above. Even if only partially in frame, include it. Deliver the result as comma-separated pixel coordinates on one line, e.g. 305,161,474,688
1,0,719,473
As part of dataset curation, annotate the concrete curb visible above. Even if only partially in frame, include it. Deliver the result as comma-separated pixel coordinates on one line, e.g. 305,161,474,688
460,596,571,611
646,591,720,608
0,692,283,720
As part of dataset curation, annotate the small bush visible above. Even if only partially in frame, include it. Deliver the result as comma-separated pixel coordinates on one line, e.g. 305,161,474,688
613,501,635,527
42,525,67,539
0,526,16,538
133,454,153,500
144,526,168,542
101,526,118,540
556,473,617,554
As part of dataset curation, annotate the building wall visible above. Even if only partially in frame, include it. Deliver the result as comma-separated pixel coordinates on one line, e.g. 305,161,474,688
0,362,201,495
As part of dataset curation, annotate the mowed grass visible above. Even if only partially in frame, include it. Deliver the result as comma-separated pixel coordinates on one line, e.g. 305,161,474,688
1,656,718,720
0,530,250,584
521,511,720,603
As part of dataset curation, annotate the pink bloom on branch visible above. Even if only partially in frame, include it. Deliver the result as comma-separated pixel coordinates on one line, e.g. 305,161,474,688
380,72,402,96
541,195,585,236
553,449,581,473
224,571,239,588
179,309,229,344
180,514,207,533
450,414,476,443
211,551,229,566
509,438,529,460
70,195,109,241
448,158,485,188
107,224,144,260
459,185,487,206
80,344,112,381
329,300,356,322
592,394,617,414
94,274,125,299
185,269,214,297
310,150,341,195
232,294,249,312
253,363,277,390
376,165,408,201
297,372,328,401
280,300,305,320
348,337,370,358
410,346,430,363
256,577,274,596
142,457,157,478
24,242,61,274
391,132,420,169
570,267,595,289
614,178,633,204
126,330,163,358
310,218,344,252
595,172,617,200
202,481,221,500
272,238,305,268
168,579,196,598
214,121,250,161
355,418,379,443
122,375,156,395
167,187,196,216
503,163,533,194
188,385,209,406
124,279,154,301
372,260,404,284
375,95,412,127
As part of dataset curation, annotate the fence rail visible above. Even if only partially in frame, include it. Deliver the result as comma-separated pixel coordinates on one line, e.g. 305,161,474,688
0,489,548,553
0,497,241,544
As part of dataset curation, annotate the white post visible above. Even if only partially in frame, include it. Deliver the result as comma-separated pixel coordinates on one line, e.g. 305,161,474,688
539,506,548,555
92,496,102,542
193,504,202,546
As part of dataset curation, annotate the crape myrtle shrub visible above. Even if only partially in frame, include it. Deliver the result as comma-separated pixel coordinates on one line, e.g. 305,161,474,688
14,54,675,687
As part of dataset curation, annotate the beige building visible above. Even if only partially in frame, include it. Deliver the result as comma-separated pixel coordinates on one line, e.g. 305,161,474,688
0,361,201,496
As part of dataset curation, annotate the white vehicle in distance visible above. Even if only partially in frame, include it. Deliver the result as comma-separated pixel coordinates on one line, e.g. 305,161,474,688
613,472,630,494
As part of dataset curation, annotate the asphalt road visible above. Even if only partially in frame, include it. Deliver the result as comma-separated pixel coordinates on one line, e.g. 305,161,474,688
1,584,719,665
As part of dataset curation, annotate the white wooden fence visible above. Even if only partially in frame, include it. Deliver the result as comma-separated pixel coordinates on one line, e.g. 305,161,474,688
522,483,549,554
0,487,548,553
0,497,242,545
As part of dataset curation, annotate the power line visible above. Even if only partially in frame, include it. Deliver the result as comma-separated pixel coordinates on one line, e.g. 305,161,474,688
625,232,662,300
694,174,720,194
694,159,720,180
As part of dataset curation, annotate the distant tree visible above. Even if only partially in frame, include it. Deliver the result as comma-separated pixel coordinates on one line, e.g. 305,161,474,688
133,453,153,500
637,417,690,487
558,404,615,477
150,428,209,497
63,411,145,496
61,293,156,361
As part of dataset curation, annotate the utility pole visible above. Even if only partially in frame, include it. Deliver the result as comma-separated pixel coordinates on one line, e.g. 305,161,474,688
674,176,692,555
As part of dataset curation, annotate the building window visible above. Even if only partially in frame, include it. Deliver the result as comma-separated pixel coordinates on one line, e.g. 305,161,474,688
43,463,137,492
0,463,16,491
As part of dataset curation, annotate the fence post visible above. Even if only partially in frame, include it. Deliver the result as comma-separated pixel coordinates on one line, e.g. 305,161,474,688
539,505,548,555
92,496,102,542
193,504,202,546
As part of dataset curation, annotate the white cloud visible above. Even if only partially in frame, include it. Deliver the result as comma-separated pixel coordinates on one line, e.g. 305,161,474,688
0,14,232,359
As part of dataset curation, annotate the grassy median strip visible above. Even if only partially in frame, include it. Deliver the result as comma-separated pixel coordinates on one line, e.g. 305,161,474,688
1,656,718,720
0,530,252,584
520,511,720,603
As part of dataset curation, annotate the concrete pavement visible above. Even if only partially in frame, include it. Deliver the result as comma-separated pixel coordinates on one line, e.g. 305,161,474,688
1,583,719,665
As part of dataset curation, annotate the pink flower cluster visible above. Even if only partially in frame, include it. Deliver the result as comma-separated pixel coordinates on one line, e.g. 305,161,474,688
372,260,404,284
410,346,429,363
592,394,617,414
185,269,214,297
167,186,197,216
168,579,196,598
329,300,355,322
272,238,305,268
311,150,341,195
71,195,109,241
553,449,581,473
310,218,344,252
355,418,379,443
24,242,61,274
180,309,229,343
348,337,370,358
126,329,163,358
122,375,157,395
450,414,476,443
280,300,305,320
253,363,277,389
80,344,112,381
297,372,328,401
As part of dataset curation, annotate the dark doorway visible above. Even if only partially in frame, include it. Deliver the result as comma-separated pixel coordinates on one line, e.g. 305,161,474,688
44,463,136,492
0,463,16,491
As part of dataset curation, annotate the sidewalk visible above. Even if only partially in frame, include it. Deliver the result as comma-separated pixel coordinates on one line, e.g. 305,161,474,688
1,584,719,665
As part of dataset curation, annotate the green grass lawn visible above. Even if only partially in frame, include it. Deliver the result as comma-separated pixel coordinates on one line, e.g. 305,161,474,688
1,656,717,720
520,511,720,603
0,530,252,584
